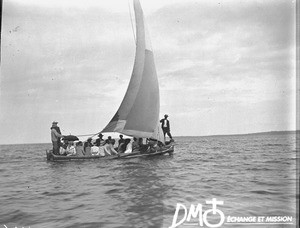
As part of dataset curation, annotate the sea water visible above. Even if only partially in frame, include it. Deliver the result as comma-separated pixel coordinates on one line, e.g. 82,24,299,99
0,132,297,228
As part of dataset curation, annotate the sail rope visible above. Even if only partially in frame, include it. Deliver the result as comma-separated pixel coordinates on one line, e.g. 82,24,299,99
75,132,101,138
60,129,101,139
128,0,136,43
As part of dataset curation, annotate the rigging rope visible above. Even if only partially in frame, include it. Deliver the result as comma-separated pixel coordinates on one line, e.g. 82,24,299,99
128,0,136,43
75,132,101,138
61,129,100,138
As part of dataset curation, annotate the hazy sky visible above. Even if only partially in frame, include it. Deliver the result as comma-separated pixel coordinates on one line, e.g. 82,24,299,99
0,0,296,144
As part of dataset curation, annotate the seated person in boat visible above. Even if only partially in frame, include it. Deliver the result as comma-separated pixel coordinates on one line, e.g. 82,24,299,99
75,141,85,156
117,136,125,152
132,137,140,152
123,138,133,154
118,138,129,153
103,136,112,145
66,141,76,156
95,133,105,146
157,139,165,148
96,145,105,157
91,142,100,156
59,139,69,155
147,141,158,153
138,138,149,152
84,148,92,156
118,135,125,147
146,139,161,153
84,138,93,155
103,139,119,156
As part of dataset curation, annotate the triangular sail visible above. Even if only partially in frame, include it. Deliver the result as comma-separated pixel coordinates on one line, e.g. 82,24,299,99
101,0,160,139
151,123,165,144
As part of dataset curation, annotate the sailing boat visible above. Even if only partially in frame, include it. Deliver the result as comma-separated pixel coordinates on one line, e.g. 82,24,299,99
46,0,174,161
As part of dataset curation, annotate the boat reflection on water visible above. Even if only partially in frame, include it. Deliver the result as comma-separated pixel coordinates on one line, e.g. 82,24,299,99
42,156,175,227
109,157,175,227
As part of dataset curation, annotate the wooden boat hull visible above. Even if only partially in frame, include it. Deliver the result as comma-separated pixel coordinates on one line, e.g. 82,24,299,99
46,145,174,161
116,145,174,159
46,150,110,161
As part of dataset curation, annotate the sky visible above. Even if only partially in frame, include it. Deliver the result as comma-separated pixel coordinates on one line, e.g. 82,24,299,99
0,0,297,144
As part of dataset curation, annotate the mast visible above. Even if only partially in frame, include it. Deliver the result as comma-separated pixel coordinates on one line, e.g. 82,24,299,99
101,0,160,139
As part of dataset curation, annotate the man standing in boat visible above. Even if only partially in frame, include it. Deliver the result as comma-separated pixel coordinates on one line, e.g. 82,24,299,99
160,114,173,141
50,121,63,155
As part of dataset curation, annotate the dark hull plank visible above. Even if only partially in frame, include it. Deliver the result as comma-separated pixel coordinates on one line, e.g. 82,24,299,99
46,145,174,161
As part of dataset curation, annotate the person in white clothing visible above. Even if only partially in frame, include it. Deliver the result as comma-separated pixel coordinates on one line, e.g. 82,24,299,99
91,143,100,156
103,139,119,156
66,141,76,156
59,139,68,155
96,146,105,157
124,139,133,154
60,146,66,155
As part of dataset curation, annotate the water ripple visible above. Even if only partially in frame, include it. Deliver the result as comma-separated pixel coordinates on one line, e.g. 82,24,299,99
0,133,297,227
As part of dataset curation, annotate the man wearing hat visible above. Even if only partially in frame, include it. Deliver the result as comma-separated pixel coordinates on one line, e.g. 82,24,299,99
160,114,173,141
51,121,63,155
95,133,104,146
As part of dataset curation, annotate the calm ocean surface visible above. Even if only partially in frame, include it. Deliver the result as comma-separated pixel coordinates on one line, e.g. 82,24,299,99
0,132,298,228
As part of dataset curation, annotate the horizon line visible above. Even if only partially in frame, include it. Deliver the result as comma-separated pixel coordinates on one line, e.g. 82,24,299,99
0,130,298,146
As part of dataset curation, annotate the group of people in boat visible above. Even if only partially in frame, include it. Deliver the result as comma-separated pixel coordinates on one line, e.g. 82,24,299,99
50,114,173,157
56,135,121,157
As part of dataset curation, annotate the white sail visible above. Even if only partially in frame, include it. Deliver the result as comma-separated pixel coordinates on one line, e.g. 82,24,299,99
101,0,160,139
151,123,165,144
